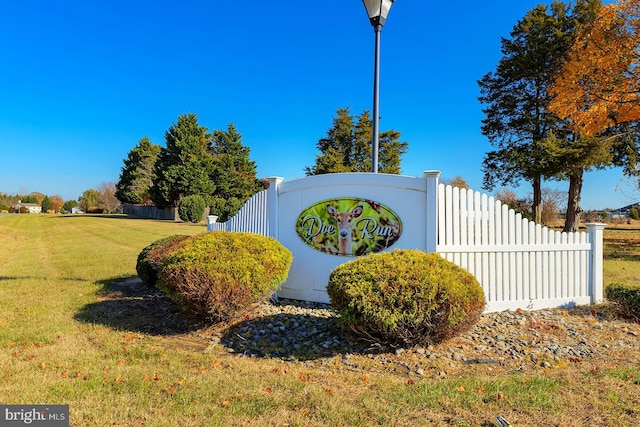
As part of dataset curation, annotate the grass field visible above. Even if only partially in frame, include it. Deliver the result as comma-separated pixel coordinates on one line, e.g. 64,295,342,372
0,214,639,426
602,226,640,287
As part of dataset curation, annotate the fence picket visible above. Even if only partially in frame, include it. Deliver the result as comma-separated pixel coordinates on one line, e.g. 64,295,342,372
208,189,269,236
472,191,482,297
459,188,468,270
514,211,522,301
542,227,549,298
435,183,596,311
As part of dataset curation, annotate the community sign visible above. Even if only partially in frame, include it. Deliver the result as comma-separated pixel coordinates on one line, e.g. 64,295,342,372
295,198,402,257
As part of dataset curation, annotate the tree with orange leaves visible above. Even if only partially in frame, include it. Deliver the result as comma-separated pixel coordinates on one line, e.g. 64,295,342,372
549,0,640,135
49,195,64,213
547,0,640,231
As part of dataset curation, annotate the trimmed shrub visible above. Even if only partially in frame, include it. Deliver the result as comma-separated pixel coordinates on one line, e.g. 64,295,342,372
157,231,292,323
327,249,486,347
606,283,640,318
136,235,191,286
178,194,207,223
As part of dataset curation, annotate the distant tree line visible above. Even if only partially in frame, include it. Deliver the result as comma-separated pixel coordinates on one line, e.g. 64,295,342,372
0,185,119,214
0,191,74,213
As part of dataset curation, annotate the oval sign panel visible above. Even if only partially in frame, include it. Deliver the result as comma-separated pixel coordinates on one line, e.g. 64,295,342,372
295,198,402,257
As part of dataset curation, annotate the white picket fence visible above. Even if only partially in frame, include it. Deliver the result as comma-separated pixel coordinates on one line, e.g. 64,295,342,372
208,189,270,236
207,173,605,312
436,184,604,312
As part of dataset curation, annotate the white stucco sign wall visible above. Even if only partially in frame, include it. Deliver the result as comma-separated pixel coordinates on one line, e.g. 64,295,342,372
274,172,439,303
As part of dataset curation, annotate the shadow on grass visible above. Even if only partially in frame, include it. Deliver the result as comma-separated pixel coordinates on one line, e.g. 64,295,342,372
0,276,41,281
75,277,389,360
74,276,204,336
604,242,640,261
0,275,88,282
605,251,640,262
604,236,640,261
52,214,174,221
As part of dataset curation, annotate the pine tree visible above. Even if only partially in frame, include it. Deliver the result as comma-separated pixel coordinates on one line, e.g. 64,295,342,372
209,123,264,222
305,108,408,175
115,137,161,205
478,1,582,221
150,113,216,208
41,195,52,212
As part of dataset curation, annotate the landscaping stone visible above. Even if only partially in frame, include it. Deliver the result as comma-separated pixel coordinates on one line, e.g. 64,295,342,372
214,298,640,375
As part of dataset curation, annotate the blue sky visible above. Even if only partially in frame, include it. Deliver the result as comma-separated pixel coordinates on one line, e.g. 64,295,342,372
0,0,634,210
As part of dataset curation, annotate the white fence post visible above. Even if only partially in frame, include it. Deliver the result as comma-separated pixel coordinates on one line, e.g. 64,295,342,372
206,215,219,231
586,223,606,304
266,177,284,240
423,170,440,253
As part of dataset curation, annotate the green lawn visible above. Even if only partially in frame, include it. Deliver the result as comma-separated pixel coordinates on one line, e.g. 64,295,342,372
603,227,640,287
0,214,639,426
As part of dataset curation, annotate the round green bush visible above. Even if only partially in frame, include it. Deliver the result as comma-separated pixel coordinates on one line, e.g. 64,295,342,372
157,231,293,323
327,249,486,347
178,194,207,223
136,235,190,286
606,283,640,318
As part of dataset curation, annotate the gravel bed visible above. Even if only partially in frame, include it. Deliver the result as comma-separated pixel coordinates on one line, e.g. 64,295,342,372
211,298,640,376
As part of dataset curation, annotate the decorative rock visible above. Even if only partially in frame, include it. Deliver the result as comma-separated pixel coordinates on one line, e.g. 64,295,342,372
213,299,622,371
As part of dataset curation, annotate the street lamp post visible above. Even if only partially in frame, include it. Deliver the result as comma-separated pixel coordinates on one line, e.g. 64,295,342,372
361,0,394,173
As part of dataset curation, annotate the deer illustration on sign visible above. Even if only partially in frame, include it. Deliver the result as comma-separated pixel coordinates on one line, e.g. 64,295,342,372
295,197,402,257
327,204,363,256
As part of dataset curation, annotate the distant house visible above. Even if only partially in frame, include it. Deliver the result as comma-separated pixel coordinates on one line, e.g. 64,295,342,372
610,202,640,219
71,207,85,214
12,201,42,214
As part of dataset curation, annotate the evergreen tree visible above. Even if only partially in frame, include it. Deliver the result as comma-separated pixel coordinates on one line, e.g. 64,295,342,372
478,1,585,221
209,123,264,222
21,194,38,204
41,195,52,212
178,194,207,223
378,129,406,174
307,108,356,174
115,137,161,205
305,108,408,175
150,113,216,208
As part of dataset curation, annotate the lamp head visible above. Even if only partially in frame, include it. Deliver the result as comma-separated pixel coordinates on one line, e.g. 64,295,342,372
361,0,395,27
